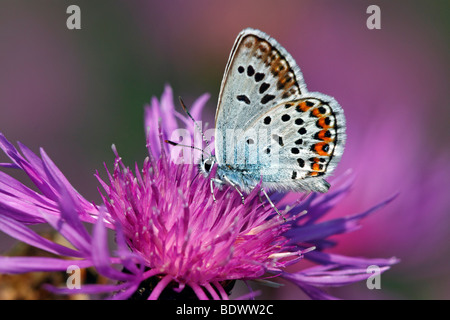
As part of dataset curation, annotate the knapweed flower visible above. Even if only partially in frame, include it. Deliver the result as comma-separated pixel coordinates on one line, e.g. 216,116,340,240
0,85,398,299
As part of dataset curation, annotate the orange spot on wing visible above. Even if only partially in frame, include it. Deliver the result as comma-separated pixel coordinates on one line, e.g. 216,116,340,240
317,130,333,142
297,101,311,112
313,142,330,156
311,108,321,118
317,117,331,129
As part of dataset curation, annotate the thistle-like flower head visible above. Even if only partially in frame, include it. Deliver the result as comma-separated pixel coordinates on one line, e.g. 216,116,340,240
0,86,398,299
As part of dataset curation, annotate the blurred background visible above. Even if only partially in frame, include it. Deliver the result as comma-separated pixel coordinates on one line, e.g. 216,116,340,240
0,0,449,299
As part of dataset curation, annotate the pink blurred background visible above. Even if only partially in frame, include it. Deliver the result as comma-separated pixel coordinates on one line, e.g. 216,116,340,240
0,0,449,299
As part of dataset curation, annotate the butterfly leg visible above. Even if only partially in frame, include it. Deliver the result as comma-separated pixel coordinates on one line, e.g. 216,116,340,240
261,188,286,222
210,179,217,202
210,178,225,202
222,175,245,204
258,189,266,207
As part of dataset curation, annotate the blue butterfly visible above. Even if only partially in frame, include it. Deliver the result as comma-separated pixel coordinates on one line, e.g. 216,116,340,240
178,28,346,217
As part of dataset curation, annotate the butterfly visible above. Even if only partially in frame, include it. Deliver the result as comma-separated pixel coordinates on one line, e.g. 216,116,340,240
180,28,346,213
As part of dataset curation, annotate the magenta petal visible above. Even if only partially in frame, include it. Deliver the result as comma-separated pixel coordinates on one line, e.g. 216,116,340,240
294,282,339,300
282,265,391,287
55,187,92,245
108,282,141,300
306,251,400,268
113,222,145,276
0,163,20,169
17,141,47,181
0,170,57,210
0,215,83,258
285,215,362,243
91,210,137,282
44,281,132,296
302,177,354,225
189,93,210,121
0,191,47,224
160,84,177,132
0,256,93,274
40,149,94,217
286,194,398,244
0,134,58,201
39,209,91,255
0,133,22,167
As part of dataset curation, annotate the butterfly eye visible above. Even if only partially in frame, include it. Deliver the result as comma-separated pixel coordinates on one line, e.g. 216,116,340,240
204,159,213,172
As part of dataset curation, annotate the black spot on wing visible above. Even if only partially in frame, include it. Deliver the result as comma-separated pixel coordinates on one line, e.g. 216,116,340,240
259,82,270,94
298,127,307,135
261,94,275,105
254,72,265,82
247,65,255,77
237,95,250,105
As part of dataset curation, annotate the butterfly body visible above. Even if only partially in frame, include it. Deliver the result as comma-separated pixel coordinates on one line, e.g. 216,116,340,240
200,28,346,196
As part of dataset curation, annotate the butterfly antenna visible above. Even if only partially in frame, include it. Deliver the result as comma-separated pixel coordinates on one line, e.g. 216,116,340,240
178,97,213,156
165,140,208,155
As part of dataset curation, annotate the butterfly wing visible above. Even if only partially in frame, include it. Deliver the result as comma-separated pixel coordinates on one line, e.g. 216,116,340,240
215,28,306,165
238,95,346,193
214,28,346,193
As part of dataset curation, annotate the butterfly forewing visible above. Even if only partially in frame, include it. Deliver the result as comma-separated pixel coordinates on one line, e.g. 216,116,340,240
215,28,306,165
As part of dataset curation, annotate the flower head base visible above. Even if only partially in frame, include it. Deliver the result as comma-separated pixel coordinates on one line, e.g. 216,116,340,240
0,85,398,299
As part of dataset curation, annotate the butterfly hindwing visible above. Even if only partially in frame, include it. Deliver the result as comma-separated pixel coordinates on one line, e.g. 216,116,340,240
236,95,346,192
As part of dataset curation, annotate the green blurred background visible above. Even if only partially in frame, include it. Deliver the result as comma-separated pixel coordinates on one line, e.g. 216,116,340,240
0,0,449,299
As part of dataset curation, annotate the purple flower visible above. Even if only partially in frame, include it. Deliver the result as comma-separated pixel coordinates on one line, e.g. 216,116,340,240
0,85,398,299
